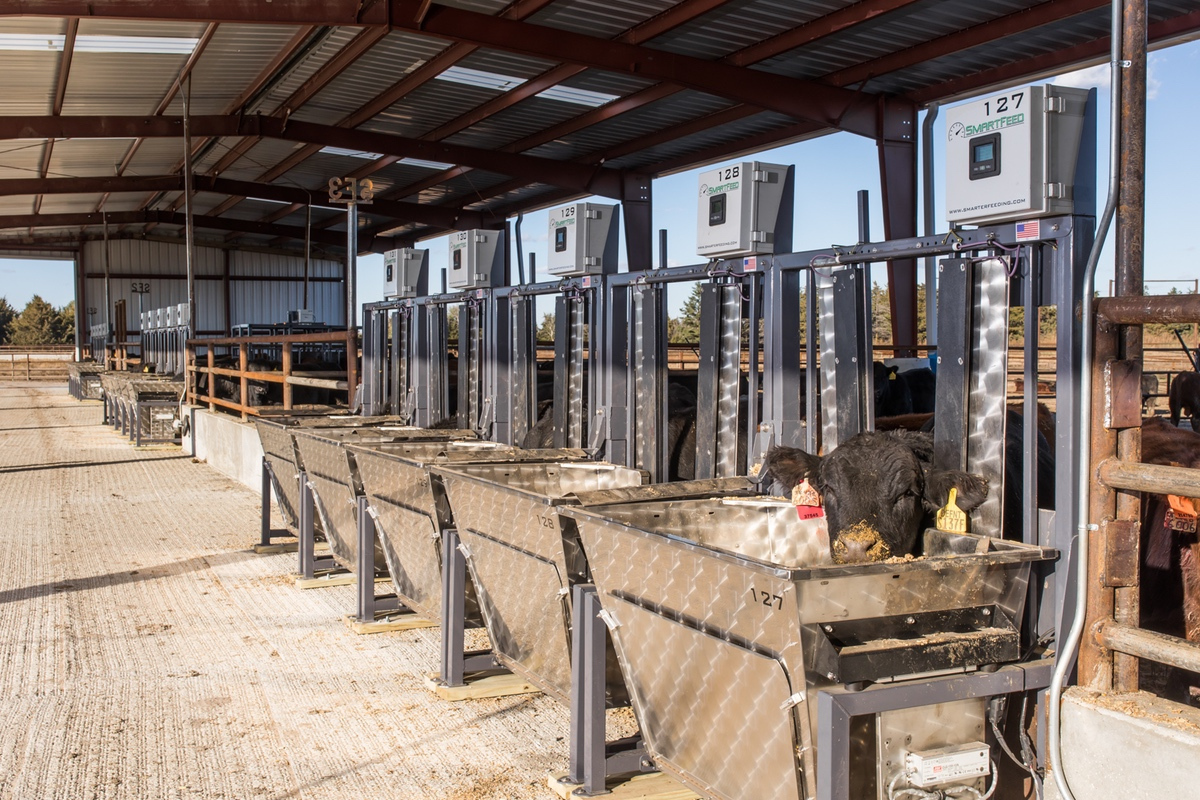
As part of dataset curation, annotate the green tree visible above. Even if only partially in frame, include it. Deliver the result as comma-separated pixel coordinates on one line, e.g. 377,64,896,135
8,295,64,346
669,283,704,344
536,312,555,343
446,307,459,343
57,300,76,345
0,297,15,344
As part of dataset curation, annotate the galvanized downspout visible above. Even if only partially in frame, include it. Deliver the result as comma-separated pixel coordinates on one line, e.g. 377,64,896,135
921,102,939,348
1047,2,1124,798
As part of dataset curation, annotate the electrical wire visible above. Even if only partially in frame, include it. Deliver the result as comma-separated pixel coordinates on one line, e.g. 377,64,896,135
886,762,998,800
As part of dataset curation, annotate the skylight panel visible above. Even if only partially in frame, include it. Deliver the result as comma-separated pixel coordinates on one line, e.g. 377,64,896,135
398,157,455,170
0,34,199,54
320,146,386,160
434,64,618,107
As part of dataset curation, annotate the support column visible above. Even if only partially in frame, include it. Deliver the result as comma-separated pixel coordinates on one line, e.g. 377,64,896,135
877,96,919,356
621,173,653,270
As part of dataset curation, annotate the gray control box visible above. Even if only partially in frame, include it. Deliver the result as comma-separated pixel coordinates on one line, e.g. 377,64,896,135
945,83,1091,225
383,247,429,299
546,202,619,277
696,161,791,259
447,229,506,290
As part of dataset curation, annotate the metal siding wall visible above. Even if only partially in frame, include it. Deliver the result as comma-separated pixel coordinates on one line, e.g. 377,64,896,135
78,241,345,329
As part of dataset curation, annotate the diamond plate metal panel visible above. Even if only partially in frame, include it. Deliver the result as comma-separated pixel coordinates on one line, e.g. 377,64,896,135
604,595,804,800
436,462,643,702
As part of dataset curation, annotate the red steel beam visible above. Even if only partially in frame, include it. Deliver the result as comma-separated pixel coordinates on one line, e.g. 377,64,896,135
908,7,1200,104
0,115,632,199
35,18,78,217
0,209,399,251
385,0,880,137
1,1,387,26
826,0,1107,89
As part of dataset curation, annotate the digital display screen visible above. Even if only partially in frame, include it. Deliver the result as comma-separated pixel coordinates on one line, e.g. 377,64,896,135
973,142,995,163
452,249,461,270
386,265,393,282
555,227,568,252
708,193,726,226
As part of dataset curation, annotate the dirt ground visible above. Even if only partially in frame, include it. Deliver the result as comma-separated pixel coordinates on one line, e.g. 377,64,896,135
0,384,582,800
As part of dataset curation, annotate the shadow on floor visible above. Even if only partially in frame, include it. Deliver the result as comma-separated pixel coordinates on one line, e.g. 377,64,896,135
0,454,190,475
0,551,255,606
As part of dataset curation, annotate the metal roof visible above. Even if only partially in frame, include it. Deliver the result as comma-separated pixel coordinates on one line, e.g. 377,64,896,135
0,0,1197,256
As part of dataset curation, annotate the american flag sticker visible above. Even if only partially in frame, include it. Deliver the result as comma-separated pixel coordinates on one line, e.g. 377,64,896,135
1015,219,1040,241
743,256,758,272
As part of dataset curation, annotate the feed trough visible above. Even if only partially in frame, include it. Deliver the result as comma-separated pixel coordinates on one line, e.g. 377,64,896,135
433,461,645,703
290,425,475,573
67,363,104,400
560,485,1056,800
100,372,184,445
253,416,424,533
348,441,587,625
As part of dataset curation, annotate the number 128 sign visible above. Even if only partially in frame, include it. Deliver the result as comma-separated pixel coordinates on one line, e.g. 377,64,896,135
327,177,374,205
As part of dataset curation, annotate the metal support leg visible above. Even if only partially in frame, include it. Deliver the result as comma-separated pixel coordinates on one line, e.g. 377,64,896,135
567,585,653,796
134,403,142,447
298,473,317,579
355,496,401,623
260,458,273,547
439,528,496,687
569,585,609,793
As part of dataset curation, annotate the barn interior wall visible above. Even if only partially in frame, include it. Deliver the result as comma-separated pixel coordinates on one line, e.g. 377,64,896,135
79,239,344,331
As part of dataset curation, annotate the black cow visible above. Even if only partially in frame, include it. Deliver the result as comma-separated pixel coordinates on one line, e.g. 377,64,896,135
903,367,937,414
763,410,1054,564
1169,371,1200,428
873,362,913,417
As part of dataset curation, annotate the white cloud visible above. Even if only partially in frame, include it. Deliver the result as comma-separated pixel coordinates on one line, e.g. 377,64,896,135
1054,54,1162,100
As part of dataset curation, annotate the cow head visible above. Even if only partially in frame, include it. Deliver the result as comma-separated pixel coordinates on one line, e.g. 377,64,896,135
763,431,988,564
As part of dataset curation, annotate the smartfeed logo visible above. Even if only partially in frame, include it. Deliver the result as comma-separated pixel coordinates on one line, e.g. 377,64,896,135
948,113,1025,141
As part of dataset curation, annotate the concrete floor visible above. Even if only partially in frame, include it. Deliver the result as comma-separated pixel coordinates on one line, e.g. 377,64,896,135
0,385,580,800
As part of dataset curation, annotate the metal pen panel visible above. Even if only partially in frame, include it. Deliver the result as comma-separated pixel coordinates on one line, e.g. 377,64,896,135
934,259,972,473
509,293,536,447
760,265,805,464
600,279,630,467
632,283,669,481
831,266,870,444
388,308,403,417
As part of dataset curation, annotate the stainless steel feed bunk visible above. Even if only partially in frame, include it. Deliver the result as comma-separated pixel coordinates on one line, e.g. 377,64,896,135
562,484,1055,800
67,362,104,400
100,371,184,445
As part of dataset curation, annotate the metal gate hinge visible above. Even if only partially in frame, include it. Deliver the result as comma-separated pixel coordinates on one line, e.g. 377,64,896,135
456,542,472,560
597,609,620,630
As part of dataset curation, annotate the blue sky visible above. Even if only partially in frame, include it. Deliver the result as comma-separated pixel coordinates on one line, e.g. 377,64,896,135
3,38,1198,316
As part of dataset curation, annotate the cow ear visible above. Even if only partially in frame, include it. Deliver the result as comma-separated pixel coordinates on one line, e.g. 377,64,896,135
762,445,822,491
922,468,989,512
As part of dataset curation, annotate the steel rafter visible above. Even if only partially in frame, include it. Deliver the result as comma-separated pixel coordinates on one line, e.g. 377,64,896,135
1,1,388,26
0,210,397,253
0,174,502,230
385,0,880,137
33,17,78,218
0,115,635,199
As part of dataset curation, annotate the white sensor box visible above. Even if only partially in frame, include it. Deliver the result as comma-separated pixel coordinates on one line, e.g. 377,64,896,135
383,248,428,299
945,83,1090,225
547,202,619,277
696,161,790,259
905,742,991,788
447,230,505,290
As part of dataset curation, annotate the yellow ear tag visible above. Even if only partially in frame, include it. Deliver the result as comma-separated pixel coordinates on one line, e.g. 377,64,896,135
889,372,896,381
936,487,968,533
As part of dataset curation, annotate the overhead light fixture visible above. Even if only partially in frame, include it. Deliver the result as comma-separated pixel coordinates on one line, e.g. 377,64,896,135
436,65,617,107
0,33,200,54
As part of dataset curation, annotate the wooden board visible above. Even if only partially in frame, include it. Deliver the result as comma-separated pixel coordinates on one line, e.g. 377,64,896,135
423,671,540,701
294,573,389,590
252,541,299,555
342,613,436,635
547,771,700,800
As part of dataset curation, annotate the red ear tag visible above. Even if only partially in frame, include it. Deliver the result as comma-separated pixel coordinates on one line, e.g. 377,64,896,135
796,505,825,521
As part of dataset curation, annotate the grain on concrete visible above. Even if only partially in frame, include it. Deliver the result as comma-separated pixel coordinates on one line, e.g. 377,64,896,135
0,385,582,800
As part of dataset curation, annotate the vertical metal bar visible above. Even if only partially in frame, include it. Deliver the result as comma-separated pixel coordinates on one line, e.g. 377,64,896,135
601,282,630,467
298,473,316,579
182,76,196,336
805,269,819,454
304,203,312,310
389,309,402,416
356,496,374,623
346,202,358,333
747,271,761,469
440,528,469,687
695,283,721,479
580,586,607,795
552,296,570,449
510,294,534,446
102,213,111,328
569,296,586,448
831,267,868,442
922,102,940,347
260,457,272,547
632,284,668,480
933,259,971,472
816,691,854,800
1111,0,1148,696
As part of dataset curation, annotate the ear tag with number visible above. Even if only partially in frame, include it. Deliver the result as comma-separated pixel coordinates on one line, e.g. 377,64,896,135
936,487,968,534
792,479,825,520
1166,495,1198,534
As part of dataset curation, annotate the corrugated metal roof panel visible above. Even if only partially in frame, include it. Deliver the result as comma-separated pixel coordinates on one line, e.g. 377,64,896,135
529,0,679,39
38,194,107,215
0,48,59,115
245,27,360,116
0,140,47,180
48,138,138,176
636,0,840,60
60,51,189,114
163,24,309,116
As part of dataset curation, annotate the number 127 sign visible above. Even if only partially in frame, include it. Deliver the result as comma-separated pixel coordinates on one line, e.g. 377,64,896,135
327,177,374,205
